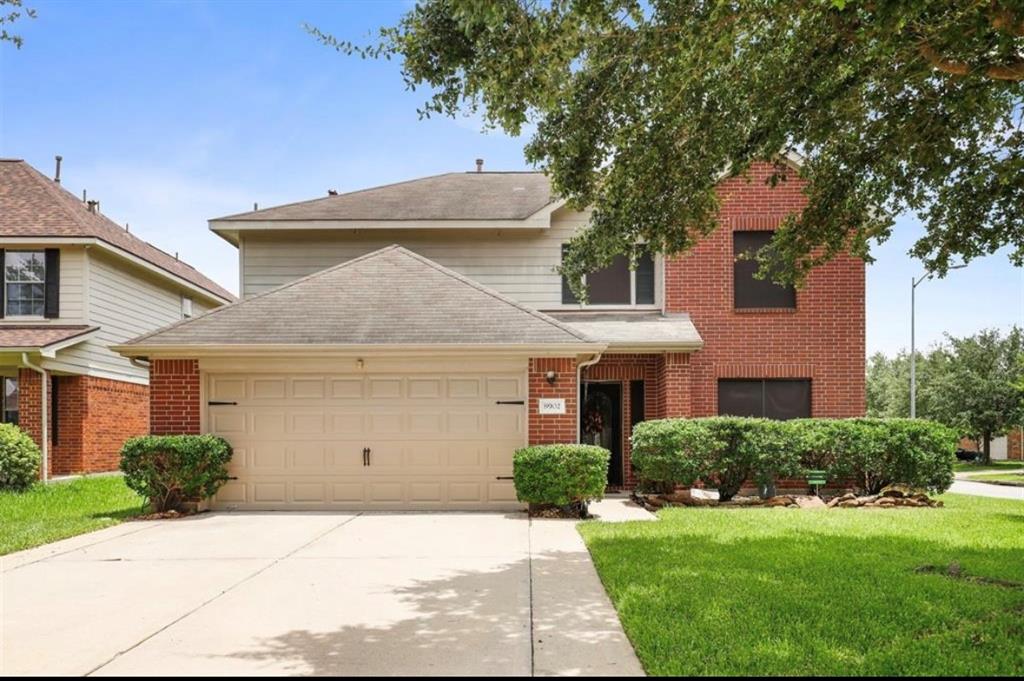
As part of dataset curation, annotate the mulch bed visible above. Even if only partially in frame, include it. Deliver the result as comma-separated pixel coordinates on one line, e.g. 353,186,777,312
633,483,943,511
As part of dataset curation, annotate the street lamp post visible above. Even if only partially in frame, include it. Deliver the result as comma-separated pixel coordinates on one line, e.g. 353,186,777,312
910,265,965,418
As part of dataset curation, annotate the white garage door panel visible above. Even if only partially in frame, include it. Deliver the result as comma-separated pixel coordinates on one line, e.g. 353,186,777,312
208,371,525,510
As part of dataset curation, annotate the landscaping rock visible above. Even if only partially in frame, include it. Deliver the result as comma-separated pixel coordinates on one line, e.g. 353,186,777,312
764,495,796,507
795,496,827,509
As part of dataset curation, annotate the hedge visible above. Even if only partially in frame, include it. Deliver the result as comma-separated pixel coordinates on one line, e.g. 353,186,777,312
513,444,609,510
632,417,956,498
120,435,233,512
0,424,41,491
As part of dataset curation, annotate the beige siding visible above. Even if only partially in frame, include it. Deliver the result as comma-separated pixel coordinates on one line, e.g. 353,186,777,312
57,250,203,381
240,208,592,308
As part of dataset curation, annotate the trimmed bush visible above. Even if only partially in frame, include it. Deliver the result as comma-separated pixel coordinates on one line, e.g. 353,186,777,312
513,444,609,511
632,417,956,497
120,435,233,512
0,423,41,491
790,418,956,494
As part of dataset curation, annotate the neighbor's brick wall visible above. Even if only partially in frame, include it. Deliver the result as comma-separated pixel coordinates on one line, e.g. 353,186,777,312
666,162,866,417
150,359,201,435
81,377,148,471
16,370,149,475
528,357,578,445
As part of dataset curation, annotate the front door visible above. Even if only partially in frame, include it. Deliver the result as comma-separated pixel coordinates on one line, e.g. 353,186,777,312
580,382,623,486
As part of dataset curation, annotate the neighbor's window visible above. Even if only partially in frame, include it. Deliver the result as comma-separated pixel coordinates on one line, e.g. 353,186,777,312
4,251,46,317
181,296,193,319
733,231,796,309
561,246,655,305
718,379,811,420
3,376,19,425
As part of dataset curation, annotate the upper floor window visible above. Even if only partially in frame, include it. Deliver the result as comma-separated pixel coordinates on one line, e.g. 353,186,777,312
718,379,811,420
1,249,59,319
733,231,795,309
561,246,655,306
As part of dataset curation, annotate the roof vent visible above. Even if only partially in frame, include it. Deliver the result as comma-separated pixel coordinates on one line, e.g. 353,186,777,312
86,200,99,214
475,158,484,173
328,189,338,196
54,155,62,184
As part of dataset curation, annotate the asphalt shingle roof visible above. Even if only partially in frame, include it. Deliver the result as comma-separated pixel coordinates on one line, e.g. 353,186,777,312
121,245,595,349
0,325,97,350
213,172,555,222
0,159,234,301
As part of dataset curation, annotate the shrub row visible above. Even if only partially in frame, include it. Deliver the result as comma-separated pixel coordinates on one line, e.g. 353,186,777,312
632,417,956,499
513,444,609,511
120,435,233,512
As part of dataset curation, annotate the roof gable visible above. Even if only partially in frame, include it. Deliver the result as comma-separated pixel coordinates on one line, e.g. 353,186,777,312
119,245,596,351
0,160,234,302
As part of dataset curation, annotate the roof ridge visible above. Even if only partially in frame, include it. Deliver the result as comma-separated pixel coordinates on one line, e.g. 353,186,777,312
391,247,594,342
212,172,463,222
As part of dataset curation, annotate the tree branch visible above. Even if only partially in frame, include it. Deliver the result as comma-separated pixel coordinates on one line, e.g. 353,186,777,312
918,41,1024,81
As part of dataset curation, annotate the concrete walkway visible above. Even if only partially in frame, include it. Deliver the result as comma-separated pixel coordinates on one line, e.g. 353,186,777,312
1,512,644,677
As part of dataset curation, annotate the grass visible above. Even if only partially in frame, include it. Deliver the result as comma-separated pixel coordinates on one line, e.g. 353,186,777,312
954,460,1024,473
579,494,1024,676
0,476,145,555
965,472,1024,486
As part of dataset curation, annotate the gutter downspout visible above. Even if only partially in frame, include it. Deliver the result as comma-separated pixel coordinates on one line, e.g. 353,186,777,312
576,352,603,444
21,353,48,483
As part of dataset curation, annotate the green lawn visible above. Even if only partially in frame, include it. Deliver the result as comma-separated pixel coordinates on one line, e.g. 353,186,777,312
954,460,1024,473
966,472,1024,486
0,476,145,556
579,494,1024,676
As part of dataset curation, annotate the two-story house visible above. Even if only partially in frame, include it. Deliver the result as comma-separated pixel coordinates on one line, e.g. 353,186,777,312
116,158,865,510
0,159,234,478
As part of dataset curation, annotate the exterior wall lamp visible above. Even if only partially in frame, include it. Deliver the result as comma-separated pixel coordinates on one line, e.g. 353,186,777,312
545,370,557,385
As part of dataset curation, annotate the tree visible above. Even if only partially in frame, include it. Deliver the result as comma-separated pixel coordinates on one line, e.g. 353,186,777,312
313,1,1024,296
0,0,35,48
924,327,1024,463
866,347,952,419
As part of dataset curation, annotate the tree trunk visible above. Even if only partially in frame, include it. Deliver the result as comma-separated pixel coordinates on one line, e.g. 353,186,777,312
981,432,992,465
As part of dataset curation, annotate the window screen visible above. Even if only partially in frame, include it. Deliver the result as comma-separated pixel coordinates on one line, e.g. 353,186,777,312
718,379,811,420
733,231,796,309
561,246,655,305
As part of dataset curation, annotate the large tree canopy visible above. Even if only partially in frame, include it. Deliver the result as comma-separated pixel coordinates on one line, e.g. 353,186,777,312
312,0,1024,293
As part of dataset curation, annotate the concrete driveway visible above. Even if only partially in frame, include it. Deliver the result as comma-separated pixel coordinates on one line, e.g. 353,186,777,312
1,512,643,677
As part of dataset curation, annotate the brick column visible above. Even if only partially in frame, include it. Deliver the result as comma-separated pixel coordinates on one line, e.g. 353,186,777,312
528,357,578,445
150,359,201,435
17,368,47,473
658,353,692,418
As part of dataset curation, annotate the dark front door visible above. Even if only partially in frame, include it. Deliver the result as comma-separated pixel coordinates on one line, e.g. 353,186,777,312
581,382,623,486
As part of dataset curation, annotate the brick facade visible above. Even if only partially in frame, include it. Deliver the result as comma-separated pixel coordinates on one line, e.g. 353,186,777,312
149,359,202,435
666,162,866,418
16,369,149,476
527,357,578,445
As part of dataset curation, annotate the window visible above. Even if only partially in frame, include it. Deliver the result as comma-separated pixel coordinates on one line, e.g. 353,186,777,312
181,296,193,319
3,377,19,425
718,379,811,420
561,246,655,305
4,251,46,316
733,231,796,309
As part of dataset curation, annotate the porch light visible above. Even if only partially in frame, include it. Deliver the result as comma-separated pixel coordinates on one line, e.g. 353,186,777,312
545,370,557,385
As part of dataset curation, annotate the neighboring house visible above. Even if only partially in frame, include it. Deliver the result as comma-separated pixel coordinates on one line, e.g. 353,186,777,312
0,159,234,477
116,158,865,510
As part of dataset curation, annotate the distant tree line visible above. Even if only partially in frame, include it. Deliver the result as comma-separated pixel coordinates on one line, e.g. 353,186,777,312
867,327,1024,463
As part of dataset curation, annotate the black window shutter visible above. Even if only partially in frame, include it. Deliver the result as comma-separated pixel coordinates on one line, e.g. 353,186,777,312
44,249,60,319
0,248,5,319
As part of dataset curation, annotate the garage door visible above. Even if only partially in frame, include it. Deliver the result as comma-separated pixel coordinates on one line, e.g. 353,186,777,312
207,368,526,510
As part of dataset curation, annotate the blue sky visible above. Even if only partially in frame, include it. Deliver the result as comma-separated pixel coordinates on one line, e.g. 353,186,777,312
1,0,1021,356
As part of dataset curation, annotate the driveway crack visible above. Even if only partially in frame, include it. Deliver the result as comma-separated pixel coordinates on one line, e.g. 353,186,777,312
83,512,363,676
